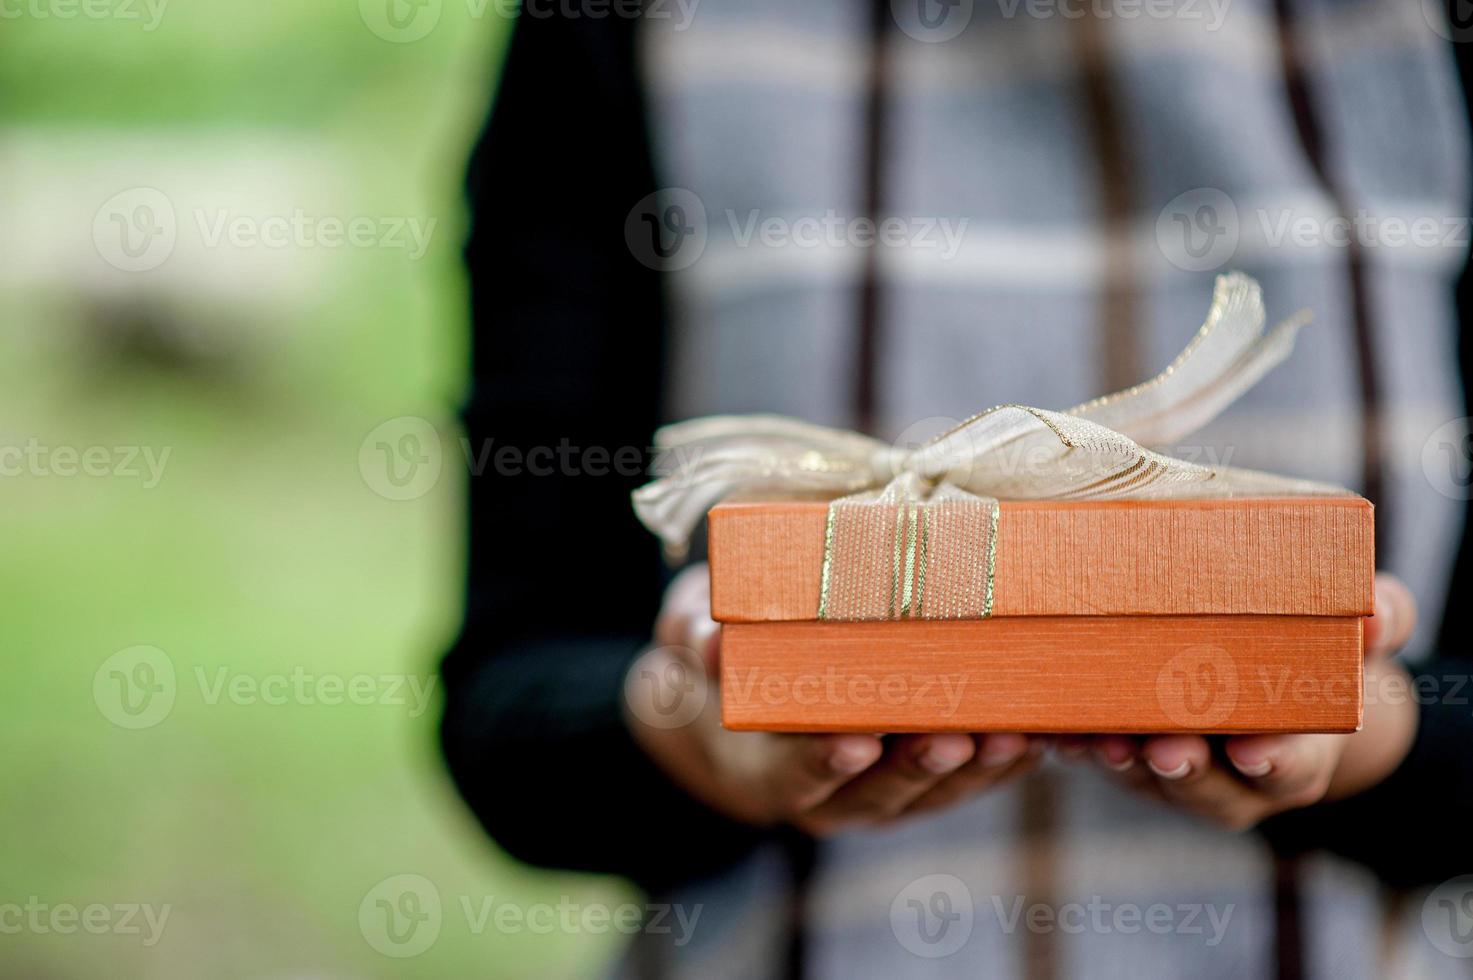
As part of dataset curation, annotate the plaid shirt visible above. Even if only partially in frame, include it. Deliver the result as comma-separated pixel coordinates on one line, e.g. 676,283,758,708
618,0,1470,976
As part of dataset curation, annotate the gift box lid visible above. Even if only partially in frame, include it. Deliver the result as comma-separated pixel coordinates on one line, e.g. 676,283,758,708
707,494,1374,623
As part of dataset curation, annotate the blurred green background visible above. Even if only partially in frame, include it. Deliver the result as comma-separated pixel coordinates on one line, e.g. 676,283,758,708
0,2,633,976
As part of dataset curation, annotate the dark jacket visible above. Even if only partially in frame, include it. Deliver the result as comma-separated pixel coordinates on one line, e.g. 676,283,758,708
440,7,1473,895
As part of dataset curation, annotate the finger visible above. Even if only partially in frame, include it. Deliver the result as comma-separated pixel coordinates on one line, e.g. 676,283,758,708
1156,763,1268,830
1091,735,1140,774
653,609,719,674
1098,735,1179,800
1140,735,1212,784
1365,574,1416,659
764,733,886,817
687,618,721,674
905,751,1042,816
1141,736,1265,829
667,562,711,609
654,566,722,673
904,734,1039,813
1094,751,1168,801
655,565,710,635
1055,734,1091,760
797,734,975,832
1223,734,1336,806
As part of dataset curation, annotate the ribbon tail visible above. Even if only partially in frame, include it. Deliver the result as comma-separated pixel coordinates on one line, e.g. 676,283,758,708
908,403,1218,501
1065,271,1310,447
631,414,893,555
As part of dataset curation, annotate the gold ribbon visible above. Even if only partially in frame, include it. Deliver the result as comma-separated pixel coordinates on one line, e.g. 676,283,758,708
632,273,1337,621
817,477,999,621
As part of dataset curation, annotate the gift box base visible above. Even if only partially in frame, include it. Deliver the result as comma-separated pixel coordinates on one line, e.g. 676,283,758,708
719,616,1363,734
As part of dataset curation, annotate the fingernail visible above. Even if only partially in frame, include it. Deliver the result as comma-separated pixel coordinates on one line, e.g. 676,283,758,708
690,619,719,657
919,743,971,774
978,735,1026,767
1231,756,1272,778
1148,759,1191,780
1094,746,1134,772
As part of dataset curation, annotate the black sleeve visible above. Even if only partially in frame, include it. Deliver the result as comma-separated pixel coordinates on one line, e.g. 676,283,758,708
438,9,766,893
1258,660,1473,887
1260,26,1473,880
1259,300,1473,886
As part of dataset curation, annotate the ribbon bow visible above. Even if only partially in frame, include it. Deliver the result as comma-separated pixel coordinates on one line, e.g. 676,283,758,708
633,273,1328,621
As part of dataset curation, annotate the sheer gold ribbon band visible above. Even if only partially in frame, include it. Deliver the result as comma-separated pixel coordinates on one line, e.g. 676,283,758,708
817,479,999,621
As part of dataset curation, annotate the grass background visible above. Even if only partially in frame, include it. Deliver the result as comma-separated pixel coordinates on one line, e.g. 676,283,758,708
0,2,635,975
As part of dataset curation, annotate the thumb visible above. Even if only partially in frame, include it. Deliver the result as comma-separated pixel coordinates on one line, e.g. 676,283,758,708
653,563,721,675
688,616,722,676
1365,573,1416,659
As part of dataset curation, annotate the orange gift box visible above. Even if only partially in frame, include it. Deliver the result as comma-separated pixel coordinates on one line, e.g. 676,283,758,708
708,495,1371,734
633,275,1374,734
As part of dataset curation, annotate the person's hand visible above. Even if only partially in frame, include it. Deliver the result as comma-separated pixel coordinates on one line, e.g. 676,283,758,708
1070,573,1420,830
624,564,1045,836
